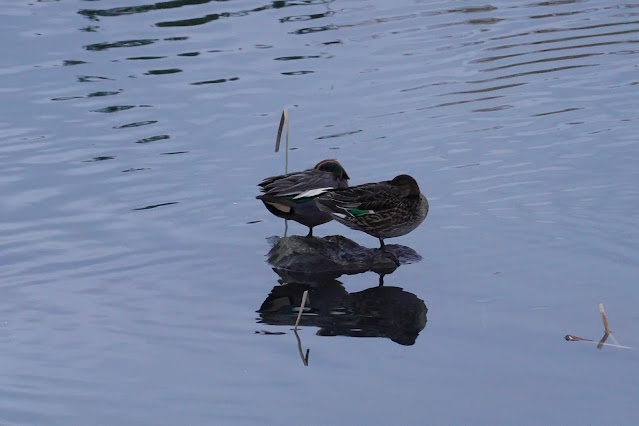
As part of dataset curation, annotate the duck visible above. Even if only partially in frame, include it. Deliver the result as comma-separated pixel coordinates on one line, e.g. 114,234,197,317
257,159,350,236
300,174,428,249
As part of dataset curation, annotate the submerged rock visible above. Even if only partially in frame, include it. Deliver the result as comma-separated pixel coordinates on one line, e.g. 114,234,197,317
266,235,421,276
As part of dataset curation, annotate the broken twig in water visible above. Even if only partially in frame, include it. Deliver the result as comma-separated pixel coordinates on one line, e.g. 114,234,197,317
565,303,633,350
597,303,611,350
293,290,308,331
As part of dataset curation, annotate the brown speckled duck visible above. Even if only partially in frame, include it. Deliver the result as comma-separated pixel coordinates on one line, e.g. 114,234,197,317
304,174,428,249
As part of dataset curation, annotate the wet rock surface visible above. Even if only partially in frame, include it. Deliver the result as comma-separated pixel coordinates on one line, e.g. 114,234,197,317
266,235,421,276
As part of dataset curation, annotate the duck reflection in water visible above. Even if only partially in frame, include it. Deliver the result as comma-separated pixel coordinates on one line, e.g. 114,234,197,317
257,268,428,346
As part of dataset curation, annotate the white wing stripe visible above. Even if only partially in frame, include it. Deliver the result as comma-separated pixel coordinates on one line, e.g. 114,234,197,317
293,187,333,199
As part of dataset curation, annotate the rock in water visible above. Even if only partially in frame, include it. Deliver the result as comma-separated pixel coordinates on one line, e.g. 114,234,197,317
266,235,421,275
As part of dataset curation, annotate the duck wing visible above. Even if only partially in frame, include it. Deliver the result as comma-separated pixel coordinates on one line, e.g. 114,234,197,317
316,181,400,215
258,169,337,198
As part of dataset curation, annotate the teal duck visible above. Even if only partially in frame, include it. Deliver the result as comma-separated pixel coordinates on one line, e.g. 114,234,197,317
257,159,349,236
307,174,428,249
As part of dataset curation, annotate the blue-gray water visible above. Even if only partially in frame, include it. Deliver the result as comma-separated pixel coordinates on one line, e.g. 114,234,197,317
1,0,638,424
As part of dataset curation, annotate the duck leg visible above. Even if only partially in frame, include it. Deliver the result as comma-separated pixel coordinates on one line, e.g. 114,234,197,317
306,227,313,237
379,238,399,265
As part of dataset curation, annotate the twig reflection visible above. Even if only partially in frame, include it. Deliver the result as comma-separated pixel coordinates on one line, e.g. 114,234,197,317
294,329,310,366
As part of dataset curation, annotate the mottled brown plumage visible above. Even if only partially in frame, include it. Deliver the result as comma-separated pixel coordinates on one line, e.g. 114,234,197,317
314,175,428,248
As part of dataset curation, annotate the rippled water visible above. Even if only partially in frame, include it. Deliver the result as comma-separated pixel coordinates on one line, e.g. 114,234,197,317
1,0,638,423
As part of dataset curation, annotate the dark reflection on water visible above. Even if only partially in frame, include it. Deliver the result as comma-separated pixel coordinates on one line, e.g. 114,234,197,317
122,167,151,172
151,0,337,28
114,120,158,129
87,90,122,97
190,77,239,85
316,129,363,139
258,268,428,346
127,55,168,60
281,70,314,75
136,134,170,144
78,0,221,19
77,76,113,82
145,68,183,75
273,55,322,61
85,39,158,51
289,24,337,34
53,90,123,102
280,11,334,22
133,201,179,210
62,60,87,66
91,105,137,113
82,156,116,162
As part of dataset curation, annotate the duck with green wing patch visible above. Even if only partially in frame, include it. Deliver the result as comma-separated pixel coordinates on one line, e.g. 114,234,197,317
257,159,349,236
303,174,428,249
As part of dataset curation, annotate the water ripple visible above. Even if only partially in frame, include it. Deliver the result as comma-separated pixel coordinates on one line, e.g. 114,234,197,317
78,1,218,19
84,39,158,51
114,120,158,129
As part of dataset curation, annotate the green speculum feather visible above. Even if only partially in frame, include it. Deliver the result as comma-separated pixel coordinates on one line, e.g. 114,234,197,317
287,196,313,204
347,208,370,215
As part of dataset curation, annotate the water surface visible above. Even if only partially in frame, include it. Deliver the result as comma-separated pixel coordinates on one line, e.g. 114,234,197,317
1,0,638,424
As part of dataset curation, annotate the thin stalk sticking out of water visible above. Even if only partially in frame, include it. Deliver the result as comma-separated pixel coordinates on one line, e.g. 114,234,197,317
275,109,290,236
275,108,289,173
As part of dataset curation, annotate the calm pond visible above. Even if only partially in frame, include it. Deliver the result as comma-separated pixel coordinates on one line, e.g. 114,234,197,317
1,0,638,424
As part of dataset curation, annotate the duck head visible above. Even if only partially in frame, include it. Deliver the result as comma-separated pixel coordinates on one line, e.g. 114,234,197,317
391,174,421,199
314,159,350,180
